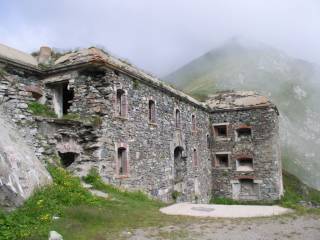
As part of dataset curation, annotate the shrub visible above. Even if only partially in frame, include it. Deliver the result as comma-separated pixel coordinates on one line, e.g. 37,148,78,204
171,191,181,202
28,101,57,118
62,113,81,121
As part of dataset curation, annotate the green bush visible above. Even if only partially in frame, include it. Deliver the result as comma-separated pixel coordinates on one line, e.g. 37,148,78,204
171,191,181,202
28,101,57,118
280,171,320,211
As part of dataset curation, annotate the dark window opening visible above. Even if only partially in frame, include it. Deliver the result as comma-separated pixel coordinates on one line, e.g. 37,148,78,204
114,70,120,76
193,148,198,166
237,128,252,138
118,147,127,175
148,100,156,123
51,82,74,118
62,83,74,115
175,109,181,128
237,158,253,171
191,114,196,131
207,134,210,149
116,89,127,117
216,154,229,168
174,146,186,183
214,125,227,138
58,152,77,168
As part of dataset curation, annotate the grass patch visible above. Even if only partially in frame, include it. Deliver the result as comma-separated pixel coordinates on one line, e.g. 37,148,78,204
63,114,102,127
0,167,188,240
62,113,81,121
280,171,320,213
28,101,57,118
0,166,100,240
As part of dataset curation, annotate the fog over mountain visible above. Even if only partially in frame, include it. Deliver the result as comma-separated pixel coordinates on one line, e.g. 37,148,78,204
165,38,320,190
0,0,319,76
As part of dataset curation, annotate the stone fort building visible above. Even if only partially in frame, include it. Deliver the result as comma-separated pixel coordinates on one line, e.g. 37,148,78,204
0,44,283,206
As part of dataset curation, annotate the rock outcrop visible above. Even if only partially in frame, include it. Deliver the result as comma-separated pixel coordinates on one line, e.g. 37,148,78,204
0,110,51,210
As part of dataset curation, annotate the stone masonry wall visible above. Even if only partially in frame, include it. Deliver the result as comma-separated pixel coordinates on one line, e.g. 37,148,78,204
210,107,282,200
0,60,282,204
41,66,212,203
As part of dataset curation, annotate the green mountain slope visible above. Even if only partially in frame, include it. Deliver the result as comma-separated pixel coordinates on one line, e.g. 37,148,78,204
165,38,320,190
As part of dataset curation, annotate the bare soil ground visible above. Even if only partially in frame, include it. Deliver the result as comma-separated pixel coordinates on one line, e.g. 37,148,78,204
125,214,320,240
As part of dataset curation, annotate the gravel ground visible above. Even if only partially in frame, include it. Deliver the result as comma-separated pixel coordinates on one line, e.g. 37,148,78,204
125,214,320,240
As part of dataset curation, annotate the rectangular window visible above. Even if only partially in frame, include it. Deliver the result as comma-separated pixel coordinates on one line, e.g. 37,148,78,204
148,100,156,123
191,114,196,132
213,124,228,139
236,158,253,171
116,89,127,118
51,82,74,118
117,147,128,176
240,179,256,196
236,126,252,140
215,153,229,168
206,134,210,149
193,148,198,167
175,109,181,128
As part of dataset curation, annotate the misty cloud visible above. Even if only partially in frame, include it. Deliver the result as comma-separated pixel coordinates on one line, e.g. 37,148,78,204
0,0,319,75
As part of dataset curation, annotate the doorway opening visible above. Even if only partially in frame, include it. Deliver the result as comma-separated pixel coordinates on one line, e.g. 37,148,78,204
58,152,78,168
52,82,74,118
174,146,186,183
62,83,74,115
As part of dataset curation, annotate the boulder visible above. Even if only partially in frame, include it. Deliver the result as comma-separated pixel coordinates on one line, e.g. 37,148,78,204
48,231,63,240
0,112,52,210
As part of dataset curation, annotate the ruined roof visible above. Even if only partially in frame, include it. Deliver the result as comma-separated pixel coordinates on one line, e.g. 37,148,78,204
53,47,207,109
0,43,276,113
0,43,38,67
206,91,275,111
0,43,206,109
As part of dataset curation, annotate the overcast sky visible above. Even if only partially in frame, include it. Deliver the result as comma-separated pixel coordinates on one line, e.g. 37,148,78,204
0,0,319,76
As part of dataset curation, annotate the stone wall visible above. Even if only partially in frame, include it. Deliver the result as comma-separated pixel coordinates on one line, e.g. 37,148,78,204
41,67,212,203
0,55,282,205
210,107,283,200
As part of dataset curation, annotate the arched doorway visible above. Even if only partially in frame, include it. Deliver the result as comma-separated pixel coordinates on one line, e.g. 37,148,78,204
174,146,186,184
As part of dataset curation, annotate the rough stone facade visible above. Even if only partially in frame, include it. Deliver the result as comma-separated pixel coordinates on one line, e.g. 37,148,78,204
209,107,282,200
0,44,283,206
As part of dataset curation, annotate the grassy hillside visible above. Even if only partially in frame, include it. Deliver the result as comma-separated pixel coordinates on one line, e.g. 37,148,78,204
165,38,320,190
0,167,185,240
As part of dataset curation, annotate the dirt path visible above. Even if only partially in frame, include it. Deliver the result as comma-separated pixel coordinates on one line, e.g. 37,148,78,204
126,214,320,240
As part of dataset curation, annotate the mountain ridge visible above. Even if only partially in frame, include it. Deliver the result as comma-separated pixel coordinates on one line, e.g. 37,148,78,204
165,39,320,190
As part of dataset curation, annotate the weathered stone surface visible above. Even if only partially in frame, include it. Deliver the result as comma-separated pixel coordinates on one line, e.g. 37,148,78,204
206,91,273,110
0,109,52,210
210,104,283,200
0,43,38,66
0,43,283,206
48,231,63,240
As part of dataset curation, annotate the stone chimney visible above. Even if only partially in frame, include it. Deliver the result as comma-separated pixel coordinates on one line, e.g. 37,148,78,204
38,46,52,65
